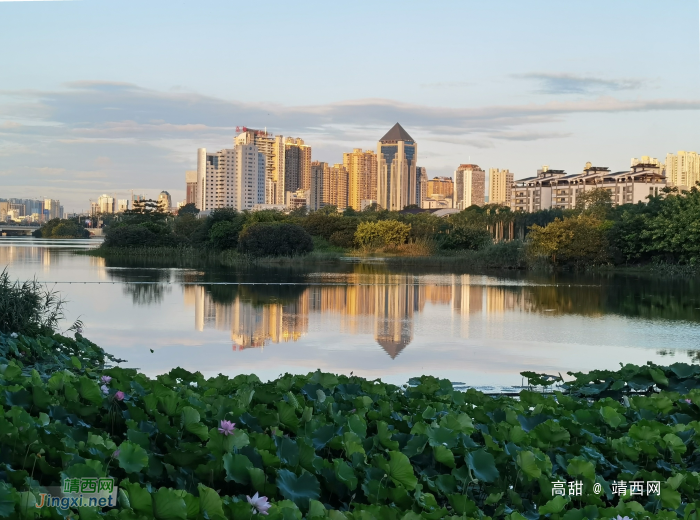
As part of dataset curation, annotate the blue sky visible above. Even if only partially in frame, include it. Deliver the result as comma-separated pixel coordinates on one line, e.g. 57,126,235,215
1,0,699,211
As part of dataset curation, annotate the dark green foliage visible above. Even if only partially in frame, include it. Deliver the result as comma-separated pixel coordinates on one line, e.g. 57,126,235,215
178,203,200,215
210,220,245,250
173,213,204,238
0,269,66,336
238,223,314,257
300,212,360,242
32,218,89,238
440,226,492,251
0,331,123,374
609,188,700,264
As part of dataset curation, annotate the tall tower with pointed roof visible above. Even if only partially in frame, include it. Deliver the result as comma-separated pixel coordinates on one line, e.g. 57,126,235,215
377,123,418,210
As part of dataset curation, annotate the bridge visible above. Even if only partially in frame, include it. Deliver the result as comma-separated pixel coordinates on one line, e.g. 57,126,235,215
0,226,104,237
0,226,36,236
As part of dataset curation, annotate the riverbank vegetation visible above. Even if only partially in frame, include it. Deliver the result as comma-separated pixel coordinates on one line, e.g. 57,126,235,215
1,274,700,519
32,218,90,239
92,186,700,271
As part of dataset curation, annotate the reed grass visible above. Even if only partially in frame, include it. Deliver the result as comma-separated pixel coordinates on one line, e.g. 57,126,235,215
0,268,67,335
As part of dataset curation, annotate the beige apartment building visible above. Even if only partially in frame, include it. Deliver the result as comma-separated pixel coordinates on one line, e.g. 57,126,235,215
343,149,377,210
511,162,666,212
665,151,699,190
427,176,454,198
185,170,197,205
309,161,349,210
488,168,513,206
454,164,485,209
284,137,312,194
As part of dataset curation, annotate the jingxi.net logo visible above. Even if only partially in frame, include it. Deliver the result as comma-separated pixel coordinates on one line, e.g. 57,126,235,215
36,477,117,510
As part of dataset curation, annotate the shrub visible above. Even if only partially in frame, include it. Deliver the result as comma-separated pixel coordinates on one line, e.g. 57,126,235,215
527,215,609,268
33,218,89,238
238,222,314,257
439,226,492,251
173,213,204,238
103,225,157,248
354,220,411,249
210,220,244,250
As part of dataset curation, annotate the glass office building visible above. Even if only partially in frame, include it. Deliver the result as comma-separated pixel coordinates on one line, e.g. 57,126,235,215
376,123,418,211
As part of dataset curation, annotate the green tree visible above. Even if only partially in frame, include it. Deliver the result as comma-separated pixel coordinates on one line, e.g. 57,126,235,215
173,213,203,238
238,222,314,257
354,220,411,250
209,220,244,250
440,226,491,251
526,215,609,268
178,203,199,216
575,188,613,219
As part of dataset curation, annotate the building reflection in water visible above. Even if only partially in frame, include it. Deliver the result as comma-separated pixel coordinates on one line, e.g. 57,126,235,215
183,274,525,359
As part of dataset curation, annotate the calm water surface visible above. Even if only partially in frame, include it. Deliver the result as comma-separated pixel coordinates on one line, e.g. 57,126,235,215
2,238,700,389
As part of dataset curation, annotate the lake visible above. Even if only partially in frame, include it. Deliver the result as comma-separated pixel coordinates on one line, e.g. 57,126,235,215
2,238,699,390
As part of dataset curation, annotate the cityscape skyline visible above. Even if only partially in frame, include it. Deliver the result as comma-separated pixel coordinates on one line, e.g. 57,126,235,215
1,1,698,212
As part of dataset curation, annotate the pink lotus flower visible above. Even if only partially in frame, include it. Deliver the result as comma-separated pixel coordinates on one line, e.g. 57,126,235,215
101,385,109,395
218,420,235,436
101,375,112,384
686,399,693,404
115,391,125,401
246,492,270,515
616,516,632,520
113,449,120,458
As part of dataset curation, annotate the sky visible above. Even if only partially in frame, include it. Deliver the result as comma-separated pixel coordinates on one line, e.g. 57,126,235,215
0,0,699,212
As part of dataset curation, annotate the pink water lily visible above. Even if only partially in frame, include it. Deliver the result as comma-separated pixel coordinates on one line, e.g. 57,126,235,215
616,516,632,520
685,399,693,404
246,492,270,515
101,384,109,395
101,375,112,384
115,391,125,401
218,420,235,436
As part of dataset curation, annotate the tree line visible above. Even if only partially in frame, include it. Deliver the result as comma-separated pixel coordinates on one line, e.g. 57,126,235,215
98,185,700,268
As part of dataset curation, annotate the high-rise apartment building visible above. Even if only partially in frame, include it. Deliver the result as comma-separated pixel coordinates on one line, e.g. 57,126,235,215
309,161,325,211
454,164,485,209
283,138,312,195
234,128,276,202
665,151,699,190
308,161,348,210
488,168,514,206
327,163,349,210
185,170,197,205
343,149,378,211
195,144,266,211
117,200,129,212
416,167,428,208
42,199,62,220
96,194,115,214
377,123,418,211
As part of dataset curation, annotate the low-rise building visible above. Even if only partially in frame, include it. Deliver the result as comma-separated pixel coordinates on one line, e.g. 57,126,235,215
511,162,666,212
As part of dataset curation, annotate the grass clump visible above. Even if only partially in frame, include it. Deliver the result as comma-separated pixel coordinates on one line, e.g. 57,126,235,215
0,268,67,336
